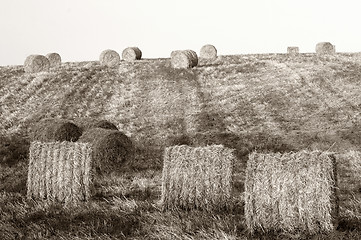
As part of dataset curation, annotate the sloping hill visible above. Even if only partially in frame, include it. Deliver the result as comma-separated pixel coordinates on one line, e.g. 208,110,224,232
2,53,361,156
1,53,361,239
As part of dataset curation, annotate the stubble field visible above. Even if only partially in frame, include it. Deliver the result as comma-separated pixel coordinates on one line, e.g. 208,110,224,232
0,53,361,239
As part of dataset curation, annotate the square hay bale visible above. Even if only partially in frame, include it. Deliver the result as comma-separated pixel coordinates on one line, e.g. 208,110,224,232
27,141,92,204
287,47,299,55
160,145,235,211
245,151,339,235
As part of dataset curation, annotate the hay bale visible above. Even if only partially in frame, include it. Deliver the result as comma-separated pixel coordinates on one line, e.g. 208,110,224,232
171,49,198,69
200,44,217,59
99,49,121,67
335,151,361,199
46,53,61,67
27,141,92,204
122,47,142,61
287,47,299,55
30,118,82,142
72,117,118,132
77,128,133,174
170,50,181,58
186,50,198,66
245,151,339,235
161,145,235,211
24,55,50,73
316,42,335,54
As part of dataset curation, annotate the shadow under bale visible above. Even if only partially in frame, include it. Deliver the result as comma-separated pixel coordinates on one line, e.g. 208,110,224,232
29,118,82,142
78,128,134,174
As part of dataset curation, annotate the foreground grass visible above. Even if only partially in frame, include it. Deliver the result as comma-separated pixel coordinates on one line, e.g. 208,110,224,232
1,166,360,239
0,137,360,239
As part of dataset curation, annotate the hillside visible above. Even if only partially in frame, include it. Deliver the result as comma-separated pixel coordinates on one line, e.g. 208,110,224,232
2,53,361,153
1,53,361,239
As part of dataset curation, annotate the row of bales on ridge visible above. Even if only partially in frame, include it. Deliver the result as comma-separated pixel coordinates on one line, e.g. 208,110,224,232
26,116,361,236
23,42,337,73
288,42,336,55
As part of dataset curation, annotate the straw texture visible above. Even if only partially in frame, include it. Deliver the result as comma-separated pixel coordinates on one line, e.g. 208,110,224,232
27,141,92,204
78,128,133,174
200,44,217,59
287,47,299,55
335,151,361,200
24,55,50,73
171,50,198,69
99,49,121,67
316,42,335,54
122,47,142,61
245,151,339,235
46,53,61,67
161,145,235,211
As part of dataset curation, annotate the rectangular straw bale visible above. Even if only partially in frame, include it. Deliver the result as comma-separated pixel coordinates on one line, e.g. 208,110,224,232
161,145,235,212
245,150,338,235
27,141,92,204
287,47,299,54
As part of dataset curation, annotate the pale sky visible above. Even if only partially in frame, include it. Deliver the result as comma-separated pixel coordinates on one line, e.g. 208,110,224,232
1,0,361,66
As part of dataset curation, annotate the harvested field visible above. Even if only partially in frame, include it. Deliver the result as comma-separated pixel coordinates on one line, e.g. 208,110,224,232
1,53,361,239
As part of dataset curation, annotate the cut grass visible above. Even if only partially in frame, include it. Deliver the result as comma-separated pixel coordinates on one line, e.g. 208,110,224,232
1,53,361,238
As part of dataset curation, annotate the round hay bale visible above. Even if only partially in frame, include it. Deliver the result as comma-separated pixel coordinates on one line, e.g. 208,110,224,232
316,42,335,55
185,50,198,66
24,55,50,73
122,47,142,61
99,49,121,67
30,118,82,142
72,117,118,131
78,128,133,173
46,53,61,67
200,44,217,59
170,50,182,58
171,51,191,69
171,50,198,69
